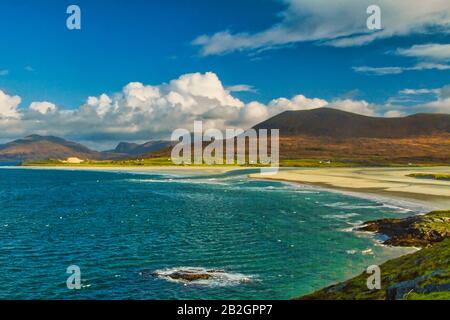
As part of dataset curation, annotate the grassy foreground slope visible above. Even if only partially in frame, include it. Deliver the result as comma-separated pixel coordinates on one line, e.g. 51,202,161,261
298,211,450,300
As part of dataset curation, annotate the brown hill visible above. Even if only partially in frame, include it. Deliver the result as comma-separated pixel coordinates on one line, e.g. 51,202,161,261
0,135,104,161
253,108,450,138
146,109,450,164
109,140,174,157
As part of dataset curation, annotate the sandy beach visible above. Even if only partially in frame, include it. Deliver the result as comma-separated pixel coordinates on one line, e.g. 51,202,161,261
250,167,450,210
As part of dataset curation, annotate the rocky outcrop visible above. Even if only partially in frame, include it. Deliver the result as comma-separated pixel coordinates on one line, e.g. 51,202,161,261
359,210,450,247
150,267,252,285
297,210,450,300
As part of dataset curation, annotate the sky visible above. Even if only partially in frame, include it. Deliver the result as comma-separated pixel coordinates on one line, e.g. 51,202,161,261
0,0,449,149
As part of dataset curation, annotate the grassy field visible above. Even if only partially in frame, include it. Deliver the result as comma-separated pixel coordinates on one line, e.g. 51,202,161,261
21,157,450,168
407,173,450,181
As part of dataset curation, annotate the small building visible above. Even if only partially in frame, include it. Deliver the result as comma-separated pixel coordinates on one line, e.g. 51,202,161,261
63,157,84,164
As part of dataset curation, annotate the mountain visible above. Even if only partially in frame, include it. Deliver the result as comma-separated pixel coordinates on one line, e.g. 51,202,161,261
0,135,104,161
110,140,174,157
253,108,450,138
143,108,450,163
251,108,450,162
3,109,448,163
0,135,174,161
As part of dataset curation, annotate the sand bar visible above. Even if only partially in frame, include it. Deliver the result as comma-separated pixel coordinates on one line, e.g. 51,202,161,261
250,167,450,210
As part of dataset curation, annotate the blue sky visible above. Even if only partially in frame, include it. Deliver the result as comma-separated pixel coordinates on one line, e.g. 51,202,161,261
0,0,449,148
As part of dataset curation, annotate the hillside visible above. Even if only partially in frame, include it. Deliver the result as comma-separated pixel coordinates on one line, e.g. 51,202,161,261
6,109,450,164
143,109,450,164
0,135,104,161
252,108,450,163
298,211,450,300
109,140,174,157
253,108,450,138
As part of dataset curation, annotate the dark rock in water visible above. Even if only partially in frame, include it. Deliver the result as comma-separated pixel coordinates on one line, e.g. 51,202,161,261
168,272,213,281
151,268,236,283
359,210,450,247
297,211,450,300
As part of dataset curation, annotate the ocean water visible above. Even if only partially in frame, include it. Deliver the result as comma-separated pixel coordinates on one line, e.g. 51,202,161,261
0,168,421,299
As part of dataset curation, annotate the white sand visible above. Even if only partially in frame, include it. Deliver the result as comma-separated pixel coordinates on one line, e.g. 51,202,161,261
250,167,450,210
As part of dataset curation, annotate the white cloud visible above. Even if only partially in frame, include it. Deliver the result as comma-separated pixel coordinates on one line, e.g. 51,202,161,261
440,85,450,99
268,94,328,112
384,110,405,117
419,97,450,113
399,88,440,95
0,70,9,76
192,0,450,55
0,72,447,148
353,66,404,75
226,84,256,92
396,43,450,61
29,102,57,114
328,99,376,116
353,62,450,75
0,91,21,119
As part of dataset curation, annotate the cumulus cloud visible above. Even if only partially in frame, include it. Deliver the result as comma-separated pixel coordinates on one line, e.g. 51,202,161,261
0,72,447,148
29,102,57,114
328,99,375,116
418,97,450,113
192,0,450,55
383,85,450,115
384,110,406,118
0,90,21,119
268,94,328,112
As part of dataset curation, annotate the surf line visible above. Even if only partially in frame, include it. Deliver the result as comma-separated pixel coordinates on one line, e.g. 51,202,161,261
177,304,211,318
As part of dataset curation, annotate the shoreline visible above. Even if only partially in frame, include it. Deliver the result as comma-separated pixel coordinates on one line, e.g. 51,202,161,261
5,164,448,210
297,210,450,300
249,167,450,210
2,165,249,176
2,164,449,299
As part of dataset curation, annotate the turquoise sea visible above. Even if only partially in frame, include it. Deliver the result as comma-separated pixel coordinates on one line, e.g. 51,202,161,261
0,167,421,299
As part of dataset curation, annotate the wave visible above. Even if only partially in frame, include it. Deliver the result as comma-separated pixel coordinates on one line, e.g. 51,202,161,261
323,212,360,220
151,267,253,286
324,201,413,213
126,178,228,186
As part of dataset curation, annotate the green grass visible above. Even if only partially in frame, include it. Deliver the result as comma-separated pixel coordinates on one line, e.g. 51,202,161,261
298,238,450,300
22,157,449,168
412,210,450,239
407,173,450,181
298,210,450,300
406,291,450,300
21,157,257,167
